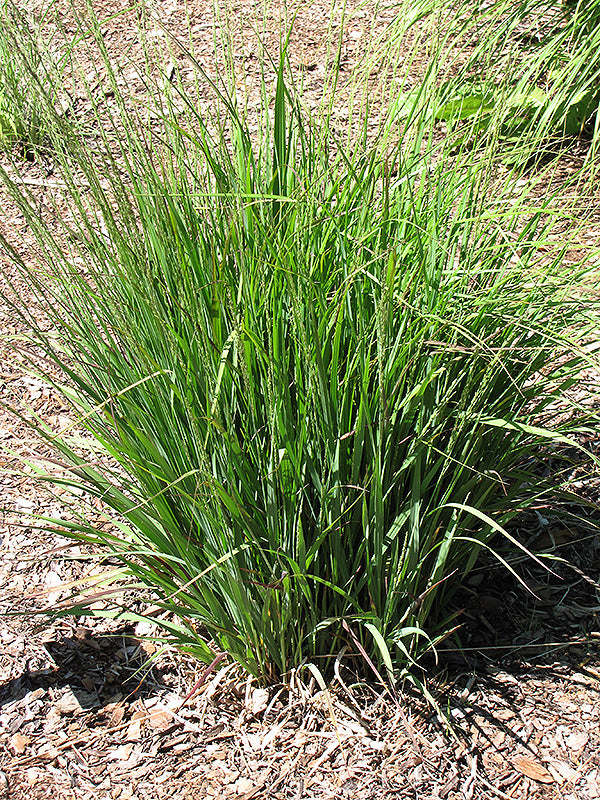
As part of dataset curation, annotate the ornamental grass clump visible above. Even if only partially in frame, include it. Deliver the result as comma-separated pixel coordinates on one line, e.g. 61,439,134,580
1,2,598,685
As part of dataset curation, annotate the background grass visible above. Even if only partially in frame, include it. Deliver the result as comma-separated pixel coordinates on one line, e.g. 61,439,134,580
0,0,72,154
409,0,600,166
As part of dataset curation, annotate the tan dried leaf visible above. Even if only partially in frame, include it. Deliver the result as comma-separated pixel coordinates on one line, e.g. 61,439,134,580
512,755,554,784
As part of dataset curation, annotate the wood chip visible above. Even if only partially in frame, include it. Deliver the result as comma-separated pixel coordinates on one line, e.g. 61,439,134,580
147,709,174,731
547,759,579,784
126,720,143,742
110,743,134,762
109,705,126,727
566,730,589,752
8,733,29,756
247,688,269,717
54,688,98,716
512,756,555,784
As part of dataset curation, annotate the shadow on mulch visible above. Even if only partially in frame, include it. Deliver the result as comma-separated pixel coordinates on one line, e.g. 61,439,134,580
0,625,163,710
432,510,600,680
426,512,600,756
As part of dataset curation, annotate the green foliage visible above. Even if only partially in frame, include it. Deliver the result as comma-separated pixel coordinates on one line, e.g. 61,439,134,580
435,79,599,139
413,0,600,159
